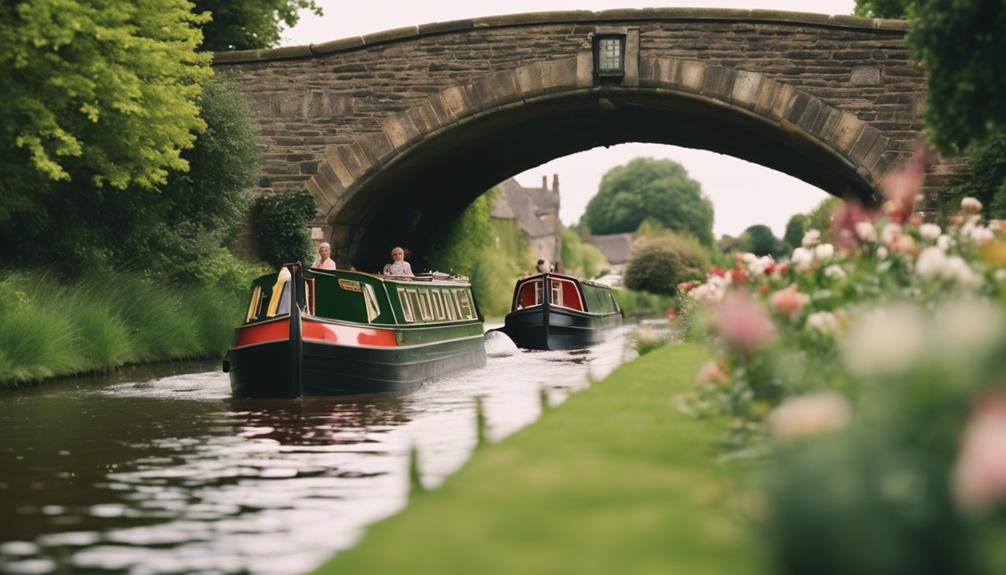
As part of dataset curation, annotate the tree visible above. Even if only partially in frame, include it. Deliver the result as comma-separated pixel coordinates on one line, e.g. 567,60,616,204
784,214,809,250
909,1,1006,152
582,157,714,246
807,197,842,235
252,189,316,268
856,0,1006,152
194,0,322,52
0,1,211,197
118,80,261,280
624,232,708,295
739,224,786,258
947,131,1006,219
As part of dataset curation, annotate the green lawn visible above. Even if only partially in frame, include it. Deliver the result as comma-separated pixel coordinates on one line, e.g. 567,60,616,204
315,344,768,575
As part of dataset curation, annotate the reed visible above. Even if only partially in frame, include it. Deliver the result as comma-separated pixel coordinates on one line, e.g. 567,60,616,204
0,270,248,387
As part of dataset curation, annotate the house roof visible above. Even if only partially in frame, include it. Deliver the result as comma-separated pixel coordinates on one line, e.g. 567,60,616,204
588,233,634,264
492,178,559,239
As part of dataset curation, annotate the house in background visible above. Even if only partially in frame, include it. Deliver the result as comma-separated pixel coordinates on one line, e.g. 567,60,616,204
491,175,562,269
588,233,634,274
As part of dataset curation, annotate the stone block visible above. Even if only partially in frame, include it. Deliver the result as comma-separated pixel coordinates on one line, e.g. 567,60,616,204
679,60,705,91
439,85,471,119
850,66,881,86
323,151,356,188
848,126,881,165
577,49,593,88
516,63,545,96
305,177,336,215
623,29,640,87
359,131,395,165
730,70,763,108
770,83,795,120
539,58,578,92
381,114,419,150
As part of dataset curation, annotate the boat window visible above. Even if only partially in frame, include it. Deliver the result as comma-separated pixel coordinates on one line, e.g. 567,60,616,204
442,290,457,320
416,290,433,321
363,283,381,323
398,288,415,323
550,279,584,311
515,280,542,309
431,290,446,321
245,286,262,323
457,290,475,319
550,280,563,307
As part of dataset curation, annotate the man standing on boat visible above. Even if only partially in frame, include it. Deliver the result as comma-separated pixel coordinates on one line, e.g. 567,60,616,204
383,246,414,276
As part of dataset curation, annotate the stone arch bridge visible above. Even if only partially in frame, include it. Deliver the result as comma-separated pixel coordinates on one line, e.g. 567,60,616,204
215,8,956,270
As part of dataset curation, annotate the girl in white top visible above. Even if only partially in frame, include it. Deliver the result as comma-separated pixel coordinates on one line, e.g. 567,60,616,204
383,246,414,276
313,242,337,270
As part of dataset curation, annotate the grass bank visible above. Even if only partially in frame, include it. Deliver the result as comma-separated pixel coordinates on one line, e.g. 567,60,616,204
0,269,255,388
315,344,766,575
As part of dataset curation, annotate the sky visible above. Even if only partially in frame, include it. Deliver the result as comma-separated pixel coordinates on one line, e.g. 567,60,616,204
282,1,857,237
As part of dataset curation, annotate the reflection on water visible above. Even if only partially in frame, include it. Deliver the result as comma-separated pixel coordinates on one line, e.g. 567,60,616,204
0,330,635,574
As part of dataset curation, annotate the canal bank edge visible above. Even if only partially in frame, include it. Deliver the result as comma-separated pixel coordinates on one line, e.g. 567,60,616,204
313,343,768,575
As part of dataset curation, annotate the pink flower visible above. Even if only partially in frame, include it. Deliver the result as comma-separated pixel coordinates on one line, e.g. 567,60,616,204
714,290,776,353
879,145,928,224
770,284,809,316
953,394,1006,512
695,361,730,386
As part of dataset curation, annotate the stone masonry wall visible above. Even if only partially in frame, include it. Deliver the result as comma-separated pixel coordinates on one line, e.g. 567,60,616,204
214,9,954,218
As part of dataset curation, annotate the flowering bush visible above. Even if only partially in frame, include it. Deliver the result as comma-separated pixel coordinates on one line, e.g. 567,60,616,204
677,149,1006,573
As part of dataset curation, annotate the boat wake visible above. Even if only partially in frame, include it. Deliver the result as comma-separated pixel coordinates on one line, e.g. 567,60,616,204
483,330,519,356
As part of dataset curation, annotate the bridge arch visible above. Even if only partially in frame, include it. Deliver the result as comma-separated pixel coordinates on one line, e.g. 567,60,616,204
215,8,956,269
304,56,893,268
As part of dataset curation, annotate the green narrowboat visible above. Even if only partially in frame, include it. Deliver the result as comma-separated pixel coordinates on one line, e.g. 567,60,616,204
223,264,486,397
496,272,622,350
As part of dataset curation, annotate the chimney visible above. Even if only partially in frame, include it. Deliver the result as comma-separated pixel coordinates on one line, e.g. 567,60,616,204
552,174,559,195
541,175,548,191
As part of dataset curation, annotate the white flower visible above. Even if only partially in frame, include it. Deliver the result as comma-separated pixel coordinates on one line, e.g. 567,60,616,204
969,226,995,244
915,246,947,278
791,247,815,272
824,265,846,281
933,299,1006,365
745,255,774,276
806,311,839,334
919,223,942,241
882,223,903,245
801,229,821,248
841,305,927,377
855,221,877,243
876,246,889,259
768,391,851,441
815,243,835,261
690,275,729,305
915,248,981,286
996,269,1006,282
937,234,954,251
961,196,983,214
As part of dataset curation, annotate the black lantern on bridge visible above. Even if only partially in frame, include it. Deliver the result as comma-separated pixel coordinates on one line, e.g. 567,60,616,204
592,34,626,81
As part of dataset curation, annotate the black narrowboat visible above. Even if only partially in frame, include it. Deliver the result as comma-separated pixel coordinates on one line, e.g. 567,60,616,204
224,264,486,397
497,272,622,350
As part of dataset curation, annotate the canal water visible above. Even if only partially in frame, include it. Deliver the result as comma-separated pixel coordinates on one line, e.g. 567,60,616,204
0,329,637,574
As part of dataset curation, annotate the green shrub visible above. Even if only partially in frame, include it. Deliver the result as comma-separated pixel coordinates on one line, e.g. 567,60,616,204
624,233,709,295
252,188,316,267
613,288,675,318
561,228,609,278
631,327,668,355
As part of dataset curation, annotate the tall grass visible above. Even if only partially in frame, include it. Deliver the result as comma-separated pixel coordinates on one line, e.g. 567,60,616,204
0,269,253,388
